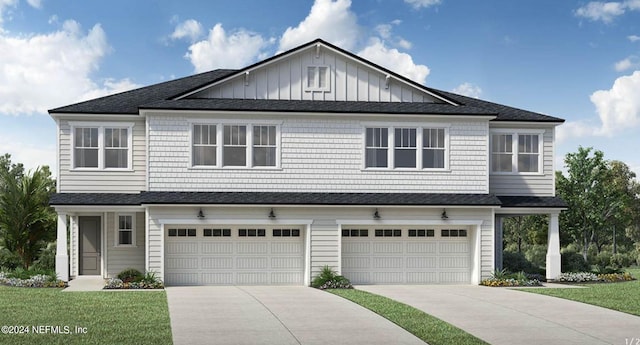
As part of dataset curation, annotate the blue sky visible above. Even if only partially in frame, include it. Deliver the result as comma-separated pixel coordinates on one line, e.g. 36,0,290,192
1,0,639,177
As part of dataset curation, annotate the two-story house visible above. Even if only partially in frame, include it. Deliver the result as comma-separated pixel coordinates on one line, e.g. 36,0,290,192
49,39,565,286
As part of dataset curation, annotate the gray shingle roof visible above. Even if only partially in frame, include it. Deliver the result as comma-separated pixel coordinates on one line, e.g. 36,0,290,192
48,38,564,123
140,98,497,116
49,192,502,206
497,196,567,208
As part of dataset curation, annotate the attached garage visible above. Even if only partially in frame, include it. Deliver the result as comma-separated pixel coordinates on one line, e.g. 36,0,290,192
341,226,471,284
164,225,305,286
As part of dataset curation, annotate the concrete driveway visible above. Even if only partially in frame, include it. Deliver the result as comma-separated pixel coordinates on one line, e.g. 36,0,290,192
166,286,425,345
358,285,640,345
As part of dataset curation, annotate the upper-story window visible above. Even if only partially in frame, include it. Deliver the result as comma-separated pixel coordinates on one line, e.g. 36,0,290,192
491,131,543,174
71,122,133,170
191,123,279,169
364,125,449,170
305,66,329,92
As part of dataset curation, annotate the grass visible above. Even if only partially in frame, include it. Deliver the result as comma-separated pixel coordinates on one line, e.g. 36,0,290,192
0,287,172,345
519,267,640,316
329,289,487,345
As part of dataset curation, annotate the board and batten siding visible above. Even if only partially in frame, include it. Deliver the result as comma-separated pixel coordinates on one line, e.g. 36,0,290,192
192,48,439,103
147,114,489,193
105,212,145,277
489,126,555,196
57,119,147,193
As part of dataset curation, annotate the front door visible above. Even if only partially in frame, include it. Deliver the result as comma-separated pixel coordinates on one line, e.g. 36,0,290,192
79,216,101,275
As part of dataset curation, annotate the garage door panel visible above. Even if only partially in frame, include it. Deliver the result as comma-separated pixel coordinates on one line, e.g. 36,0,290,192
166,257,198,270
166,242,198,255
201,273,233,285
407,242,436,253
373,242,403,253
201,257,233,269
271,272,303,284
373,257,403,268
372,272,403,284
439,242,468,253
406,256,437,269
271,257,303,269
237,242,268,254
407,272,438,283
439,257,469,269
201,242,233,254
236,257,269,269
236,272,269,285
343,242,370,254
440,272,469,283
166,273,198,286
342,257,370,269
271,242,302,254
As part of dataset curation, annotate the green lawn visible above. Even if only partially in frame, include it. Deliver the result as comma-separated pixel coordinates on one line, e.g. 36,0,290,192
0,287,172,345
519,267,640,316
329,289,487,345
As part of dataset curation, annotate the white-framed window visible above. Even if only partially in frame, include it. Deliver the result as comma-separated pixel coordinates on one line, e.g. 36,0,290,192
190,122,280,169
423,128,446,169
192,124,217,166
365,128,389,168
490,130,543,174
253,125,277,167
364,125,449,170
305,65,330,92
70,122,133,170
116,214,135,246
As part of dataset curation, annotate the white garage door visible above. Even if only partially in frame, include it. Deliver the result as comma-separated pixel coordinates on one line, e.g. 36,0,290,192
164,226,304,286
341,227,471,284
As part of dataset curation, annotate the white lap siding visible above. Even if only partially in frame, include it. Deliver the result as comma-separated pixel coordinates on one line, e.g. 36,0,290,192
106,212,146,277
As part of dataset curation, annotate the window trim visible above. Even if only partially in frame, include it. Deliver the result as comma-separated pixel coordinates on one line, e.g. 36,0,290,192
490,129,544,175
115,213,136,247
362,123,450,171
69,122,134,171
188,120,282,170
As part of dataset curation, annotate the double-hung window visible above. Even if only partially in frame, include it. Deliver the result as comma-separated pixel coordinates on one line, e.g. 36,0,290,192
364,125,448,170
116,214,135,246
394,128,417,168
365,128,388,168
71,123,133,170
491,131,542,174
191,123,279,168
193,124,217,166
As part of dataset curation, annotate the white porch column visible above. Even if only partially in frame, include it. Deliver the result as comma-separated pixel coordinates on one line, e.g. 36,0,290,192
55,213,69,282
546,213,561,280
494,216,504,271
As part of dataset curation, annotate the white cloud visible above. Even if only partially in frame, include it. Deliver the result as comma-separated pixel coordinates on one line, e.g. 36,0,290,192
0,19,139,115
186,23,271,72
575,1,640,23
591,70,640,135
357,37,430,84
170,19,203,43
0,0,18,24
26,0,41,9
452,82,482,98
0,134,56,175
278,0,359,52
374,20,412,49
614,56,638,71
629,34,640,42
404,0,441,9
555,120,599,142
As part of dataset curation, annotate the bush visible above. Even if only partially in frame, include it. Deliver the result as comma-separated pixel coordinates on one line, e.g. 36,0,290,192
0,271,66,288
116,268,143,283
556,272,599,282
524,245,547,270
32,242,56,271
610,252,635,268
503,251,536,273
7,267,56,280
592,251,612,268
480,269,542,287
561,249,589,272
105,271,164,289
0,247,20,271
311,266,353,290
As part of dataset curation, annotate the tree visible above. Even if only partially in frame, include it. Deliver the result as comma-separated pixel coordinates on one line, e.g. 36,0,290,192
503,215,548,253
0,163,56,269
556,147,637,262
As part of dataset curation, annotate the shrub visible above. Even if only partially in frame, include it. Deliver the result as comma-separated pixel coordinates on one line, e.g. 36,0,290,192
610,252,635,268
311,266,353,290
592,251,612,268
104,271,164,289
555,272,599,282
116,268,143,283
6,267,56,280
561,249,589,272
0,247,20,271
598,272,634,282
481,270,542,287
32,242,56,271
503,251,536,273
0,271,66,288
524,245,547,270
